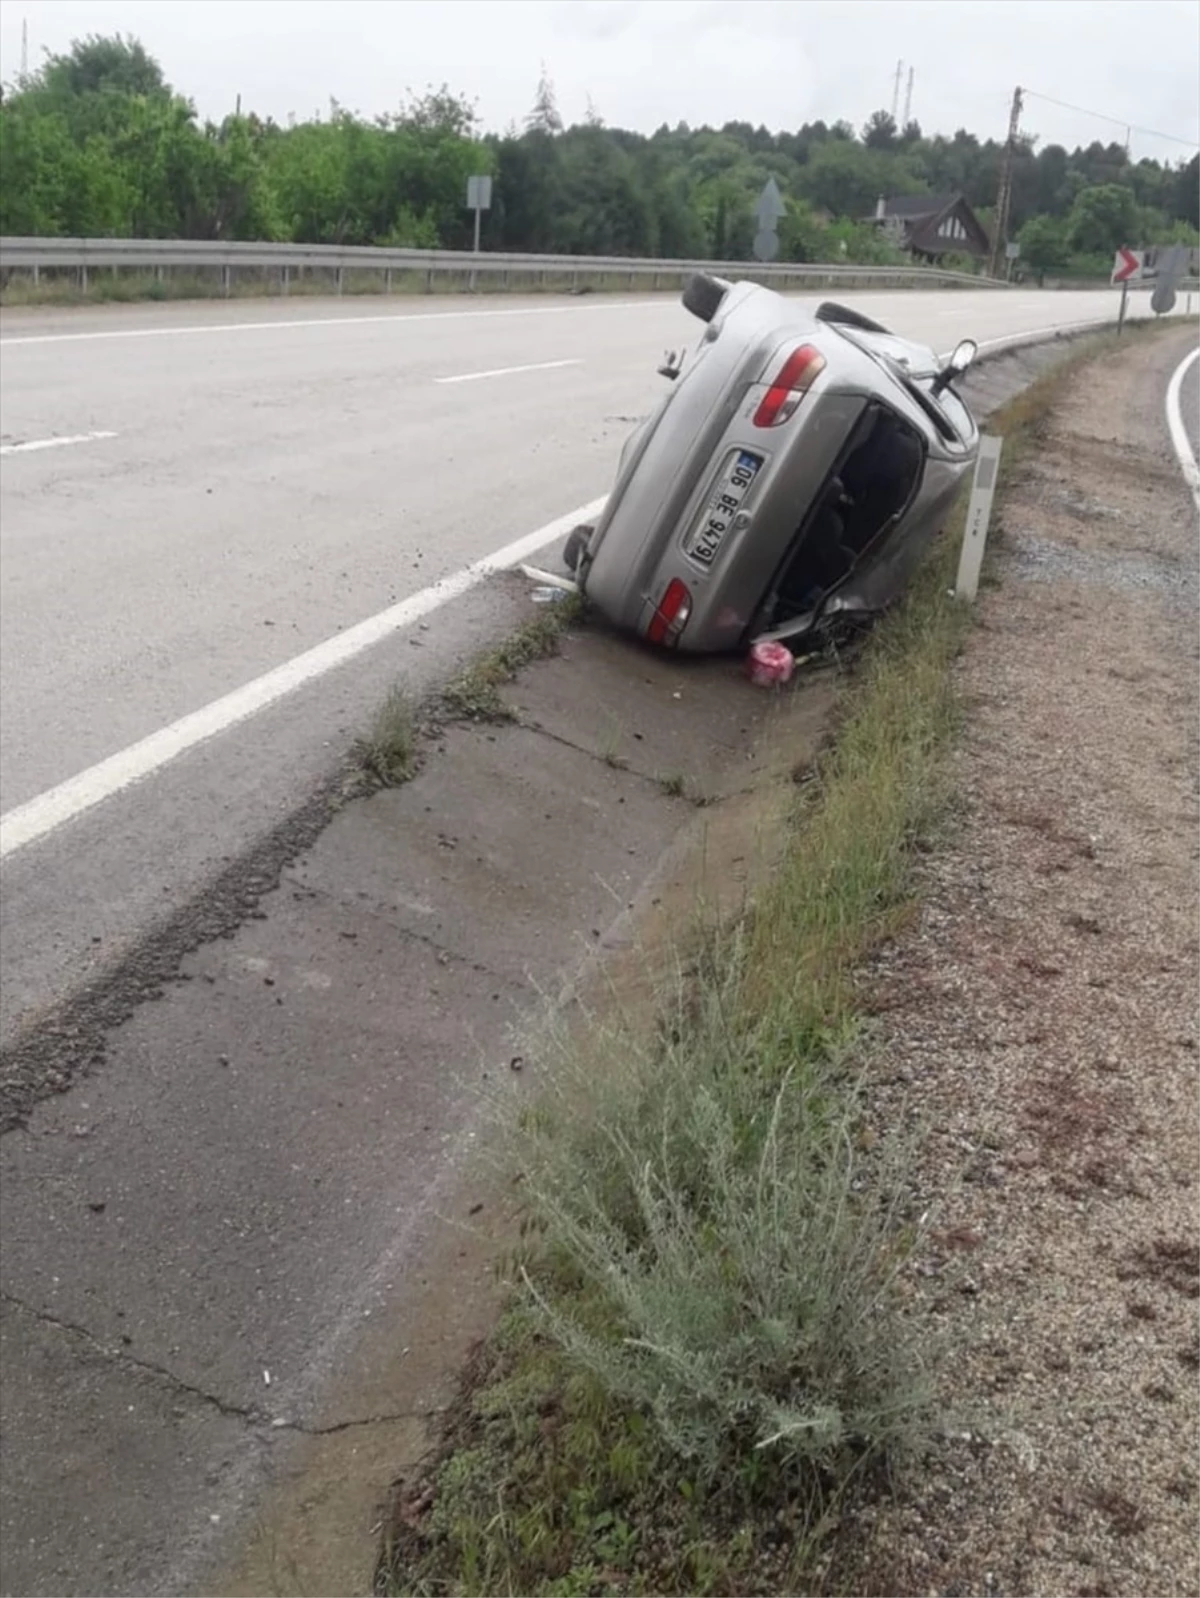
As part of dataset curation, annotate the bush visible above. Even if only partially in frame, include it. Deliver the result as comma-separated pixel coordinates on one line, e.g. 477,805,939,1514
520,986,927,1484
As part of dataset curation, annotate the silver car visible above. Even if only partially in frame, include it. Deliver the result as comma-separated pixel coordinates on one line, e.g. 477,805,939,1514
566,275,980,653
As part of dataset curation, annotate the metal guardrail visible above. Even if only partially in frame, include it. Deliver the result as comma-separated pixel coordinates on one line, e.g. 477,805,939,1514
0,236,1006,296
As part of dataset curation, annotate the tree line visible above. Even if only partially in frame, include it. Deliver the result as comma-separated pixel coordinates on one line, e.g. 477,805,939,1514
1,36,1197,279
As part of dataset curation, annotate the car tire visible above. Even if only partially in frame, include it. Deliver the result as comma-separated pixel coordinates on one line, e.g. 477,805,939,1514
682,273,728,324
815,300,891,335
563,523,593,573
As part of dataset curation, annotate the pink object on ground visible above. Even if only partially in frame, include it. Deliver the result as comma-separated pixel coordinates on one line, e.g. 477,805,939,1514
746,640,795,686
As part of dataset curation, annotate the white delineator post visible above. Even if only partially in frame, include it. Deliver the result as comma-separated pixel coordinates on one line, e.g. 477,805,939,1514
955,434,1004,603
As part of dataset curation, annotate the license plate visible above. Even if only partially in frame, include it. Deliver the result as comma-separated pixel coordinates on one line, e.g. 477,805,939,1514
685,450,762,567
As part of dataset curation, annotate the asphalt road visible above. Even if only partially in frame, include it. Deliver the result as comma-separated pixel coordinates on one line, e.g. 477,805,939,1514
0,286,1145,811
0,287,1152,1052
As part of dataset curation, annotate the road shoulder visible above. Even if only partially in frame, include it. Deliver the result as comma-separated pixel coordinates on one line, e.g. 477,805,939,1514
839,324,1199,1595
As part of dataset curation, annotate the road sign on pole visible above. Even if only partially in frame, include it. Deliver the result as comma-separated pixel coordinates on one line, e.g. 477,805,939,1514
1151,244,1189,315
753,177,785,263
466,174,492,248
466,175,492,289
1111,246,1144,284
466,175,492,212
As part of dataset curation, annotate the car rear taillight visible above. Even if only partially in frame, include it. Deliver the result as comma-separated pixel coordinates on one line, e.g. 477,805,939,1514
646,578,692,646
752,344,827,428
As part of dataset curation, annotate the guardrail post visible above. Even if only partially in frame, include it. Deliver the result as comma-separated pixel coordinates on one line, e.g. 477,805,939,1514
221,265,231,298
335,267,344,296
80,265,88,293
425,266,433,293
282,265,290,296
32,265,39,286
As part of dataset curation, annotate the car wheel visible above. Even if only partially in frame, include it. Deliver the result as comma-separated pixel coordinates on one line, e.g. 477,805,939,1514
682,273,728,324
563,523,593,573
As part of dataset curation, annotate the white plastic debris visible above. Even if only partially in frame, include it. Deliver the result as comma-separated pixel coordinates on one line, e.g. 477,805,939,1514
518,564,577,593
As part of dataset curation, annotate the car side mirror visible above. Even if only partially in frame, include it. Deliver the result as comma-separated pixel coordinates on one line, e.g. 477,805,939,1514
933,338,977,393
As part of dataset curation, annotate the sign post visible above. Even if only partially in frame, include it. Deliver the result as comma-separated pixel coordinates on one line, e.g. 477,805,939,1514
1111,246,1144,334
465,174,492,290
955,435,1004,603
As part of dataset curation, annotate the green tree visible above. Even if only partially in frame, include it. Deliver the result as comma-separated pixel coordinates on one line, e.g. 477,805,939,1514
1018,214,1069,282
1066,182,1139,255
39,33,167,104
862,110,898,150
525,66,563,135
1175,155,1199,230
3,29,1198,269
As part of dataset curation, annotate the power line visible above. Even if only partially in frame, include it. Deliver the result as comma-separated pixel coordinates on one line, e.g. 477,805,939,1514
1023,87,1198,151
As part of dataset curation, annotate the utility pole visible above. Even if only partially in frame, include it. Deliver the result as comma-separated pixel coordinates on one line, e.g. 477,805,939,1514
903,66,914,128
890,59,904,123
989,85,1024,279
21,18,28,79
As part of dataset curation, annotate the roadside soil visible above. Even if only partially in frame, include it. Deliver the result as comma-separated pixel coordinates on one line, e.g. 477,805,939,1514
835,326,1198,1596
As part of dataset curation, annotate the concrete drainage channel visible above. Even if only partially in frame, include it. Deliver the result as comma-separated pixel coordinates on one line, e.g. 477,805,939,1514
0,326,1121,1598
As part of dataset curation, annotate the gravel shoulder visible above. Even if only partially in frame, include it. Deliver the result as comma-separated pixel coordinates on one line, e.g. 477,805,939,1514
840,327,1199,1596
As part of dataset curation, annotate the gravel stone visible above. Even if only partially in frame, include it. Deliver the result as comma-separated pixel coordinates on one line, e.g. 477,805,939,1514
845,329,1199,1598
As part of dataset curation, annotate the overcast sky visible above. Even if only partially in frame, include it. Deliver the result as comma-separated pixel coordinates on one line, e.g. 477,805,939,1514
1,1,1197,162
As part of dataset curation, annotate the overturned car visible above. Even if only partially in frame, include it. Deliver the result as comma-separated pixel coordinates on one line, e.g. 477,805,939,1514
565,275,980,653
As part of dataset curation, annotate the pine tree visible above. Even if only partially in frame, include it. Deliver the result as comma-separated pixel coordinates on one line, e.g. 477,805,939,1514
525,64,562,135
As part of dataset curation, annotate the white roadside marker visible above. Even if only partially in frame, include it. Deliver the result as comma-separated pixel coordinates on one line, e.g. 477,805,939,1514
955,434,1004,603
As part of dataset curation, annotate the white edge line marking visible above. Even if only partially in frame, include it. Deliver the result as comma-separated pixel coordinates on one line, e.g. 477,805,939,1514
0,300,661,348
0,497,607,862
1165,345,1200,511
435,358,581,385
0,429,118,455
1,300,1132,353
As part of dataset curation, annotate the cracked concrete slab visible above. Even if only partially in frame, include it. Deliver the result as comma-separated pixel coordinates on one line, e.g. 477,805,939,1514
501,626,785,800
0,690,723,1597
0,888,528,1433
285,721,693,990
0,1292,248,1598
